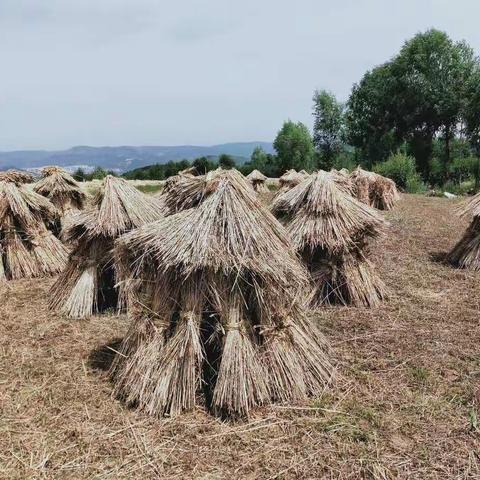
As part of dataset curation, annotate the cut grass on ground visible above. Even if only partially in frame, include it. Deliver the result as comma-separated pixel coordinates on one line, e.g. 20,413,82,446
1,194,480,479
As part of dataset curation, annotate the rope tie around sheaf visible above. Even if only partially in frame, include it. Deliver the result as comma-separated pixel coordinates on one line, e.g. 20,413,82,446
181,311,200,324
258,319,294,338
224,322,242,331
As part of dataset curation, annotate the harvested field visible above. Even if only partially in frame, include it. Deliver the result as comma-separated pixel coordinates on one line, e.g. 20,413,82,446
1,194,480,479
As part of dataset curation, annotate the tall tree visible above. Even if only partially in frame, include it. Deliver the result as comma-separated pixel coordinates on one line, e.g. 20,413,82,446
464,68,480,155
312,89,345,168
192,156,216,174
346,64,400,168
218,153,236,169
346,29,478,179
273,120,315,173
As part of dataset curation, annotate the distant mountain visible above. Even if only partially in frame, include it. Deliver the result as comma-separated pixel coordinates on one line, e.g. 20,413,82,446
0,142,274,173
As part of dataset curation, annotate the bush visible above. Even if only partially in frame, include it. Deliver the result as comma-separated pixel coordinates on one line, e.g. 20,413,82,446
373,152,422,191
441,180,475,195
331,150,356,172
428,157,444,187
405,176,427,193
449,157,475,184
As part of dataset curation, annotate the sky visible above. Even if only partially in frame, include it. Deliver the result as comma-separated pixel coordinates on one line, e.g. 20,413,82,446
0,0,479,150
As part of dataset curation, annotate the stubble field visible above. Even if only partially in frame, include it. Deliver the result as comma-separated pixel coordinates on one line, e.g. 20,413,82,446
1,194,480,479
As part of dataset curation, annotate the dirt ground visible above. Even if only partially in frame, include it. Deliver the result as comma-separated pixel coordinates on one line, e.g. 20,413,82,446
1,194,480,479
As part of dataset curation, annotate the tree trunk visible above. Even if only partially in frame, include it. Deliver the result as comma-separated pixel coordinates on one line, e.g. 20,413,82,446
410,131,434,182
444,124,451,183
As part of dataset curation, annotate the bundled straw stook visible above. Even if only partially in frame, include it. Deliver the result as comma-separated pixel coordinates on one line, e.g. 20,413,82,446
111,168,332,419
350,167,399,211
178,166,199,177
447,193,480,270
48,175,165,318
271,170,387,307
278,169,305,190
33,166,86,217
0,178,68,281
0,169,35,185
330,168,354,195
246,169,269,193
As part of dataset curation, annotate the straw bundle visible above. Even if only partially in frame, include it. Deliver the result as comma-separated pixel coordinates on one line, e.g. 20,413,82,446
0,170,35,184
246,169,269,193
330,169,354,195
179,166,199,176
49,175,164,318
350,167,399,210
159,173,207,214
278,169,305,190
0,179,68,281
111,168,332,419
272,170,387,307
447,193,480,270
33,166,86,217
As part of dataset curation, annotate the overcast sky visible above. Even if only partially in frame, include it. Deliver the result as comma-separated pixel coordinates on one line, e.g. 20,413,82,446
0,0,478,150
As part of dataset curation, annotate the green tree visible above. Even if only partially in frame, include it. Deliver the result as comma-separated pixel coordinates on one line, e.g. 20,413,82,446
240,147,280,177
250,146,268,170
218,154,235,169
464,68,480,154
90,166,108,180
273,120,315,173
346,29,478,180
192,156,216,174
392,29,476,178
312,89,345,168
346,64,400,167
72,168,86,182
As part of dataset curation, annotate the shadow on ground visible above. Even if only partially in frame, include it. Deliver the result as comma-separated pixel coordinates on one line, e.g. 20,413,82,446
88,339,123,371
429,251,450,265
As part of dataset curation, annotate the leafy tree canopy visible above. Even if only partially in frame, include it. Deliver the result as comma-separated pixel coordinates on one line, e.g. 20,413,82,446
273,120,315,173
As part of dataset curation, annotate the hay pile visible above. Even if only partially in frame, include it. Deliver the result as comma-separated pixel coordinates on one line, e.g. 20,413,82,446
330,168,354,194
0,177,68,281
246,169,268,193
0,170,34,184
49,175,164,318
33,166,86,216
447,193,480,269
111,168,332,419
272,170,387,307
350,167,399,210
159,173,207,215
178,166,199,176
278,169,305,190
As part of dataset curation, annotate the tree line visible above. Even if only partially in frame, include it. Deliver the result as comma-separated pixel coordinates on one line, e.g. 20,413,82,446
76,29,480,192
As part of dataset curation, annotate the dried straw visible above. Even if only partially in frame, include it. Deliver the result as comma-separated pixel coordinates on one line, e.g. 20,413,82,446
0,170,34,184
278,170,305,190
49,175,164,318
0,179,68,281
246,170,269,193
111,168,333,419
34,166,86,217
447,193,480,270
350,167,399,211
272,170,387,307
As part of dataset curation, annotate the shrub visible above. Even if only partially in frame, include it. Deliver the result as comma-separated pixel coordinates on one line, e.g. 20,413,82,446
331,150,356,172
449,157,475,184
373,152,422,191
428,157,444,187
441,180,474,195
405,176,427,194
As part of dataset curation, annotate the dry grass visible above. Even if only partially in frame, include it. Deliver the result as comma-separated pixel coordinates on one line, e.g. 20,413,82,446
33,167,86,216
113,169,331,418
2,194,480,478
